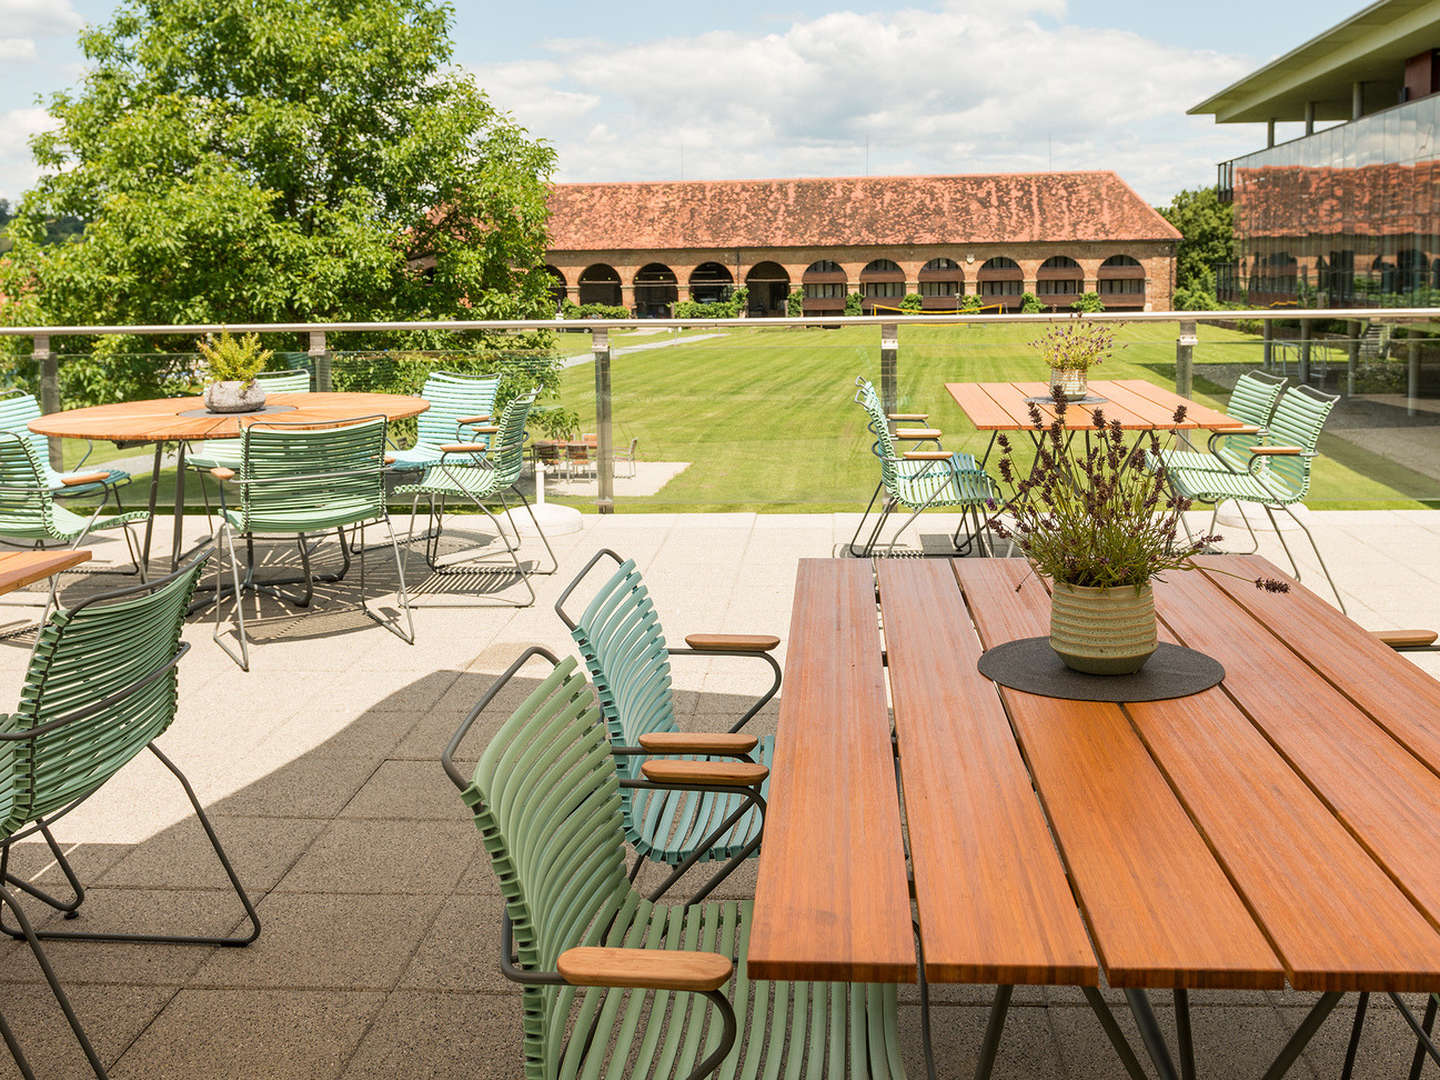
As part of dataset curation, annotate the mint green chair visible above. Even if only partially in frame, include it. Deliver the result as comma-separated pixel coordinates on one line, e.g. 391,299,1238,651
387,371,501,474
185,369,314,472
0,552,260,1079
0,390,132,504
394,390,556,606
554,549,780,887
848,377,996,557
208,415,414,669
1164,384,1345,611
442,647,908,1080
1151,370,1286,474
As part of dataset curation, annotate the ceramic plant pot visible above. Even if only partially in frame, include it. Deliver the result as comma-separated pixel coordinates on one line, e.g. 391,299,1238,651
204,380,266,414
1050,367,1088,401
1049,580,1157,675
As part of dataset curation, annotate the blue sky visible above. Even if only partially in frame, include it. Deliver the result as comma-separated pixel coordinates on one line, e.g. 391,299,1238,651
1,0,1367,204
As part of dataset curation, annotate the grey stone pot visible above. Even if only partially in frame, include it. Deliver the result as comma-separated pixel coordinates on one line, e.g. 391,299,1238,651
204,380,267,414
1049,367,1088,401
1049,580,1157,674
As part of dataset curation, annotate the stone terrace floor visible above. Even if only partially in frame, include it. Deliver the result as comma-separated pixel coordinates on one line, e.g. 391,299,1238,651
0,507,1437,1079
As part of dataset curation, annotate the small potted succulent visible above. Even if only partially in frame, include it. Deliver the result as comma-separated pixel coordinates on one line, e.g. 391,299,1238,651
986,390,1287,674
1031,319,1115,401
198,332,271,413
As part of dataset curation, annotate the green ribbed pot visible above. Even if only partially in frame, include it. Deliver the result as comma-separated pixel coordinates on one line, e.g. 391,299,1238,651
1049,580,1157,675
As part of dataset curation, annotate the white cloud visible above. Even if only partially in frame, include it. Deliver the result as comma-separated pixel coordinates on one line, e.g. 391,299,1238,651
0,0,82,39
0,106,56,202
0,38,35,61
471,2,1263,203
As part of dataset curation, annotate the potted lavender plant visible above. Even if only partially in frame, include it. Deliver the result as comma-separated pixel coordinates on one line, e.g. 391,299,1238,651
986,391,1287,674
1031,319,1115,401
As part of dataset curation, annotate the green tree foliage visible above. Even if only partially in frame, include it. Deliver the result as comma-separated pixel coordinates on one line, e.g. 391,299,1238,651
958,293,982,315
1071,292,1106,313
1157,187,1234,296
899,293,923,313
844,291,862,316
1019,291,1043,314
673,287,748,319
786,287,803,317
0,0,559,404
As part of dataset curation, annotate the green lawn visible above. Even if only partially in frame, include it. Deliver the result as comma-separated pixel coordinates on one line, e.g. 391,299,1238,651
550,322,1440,512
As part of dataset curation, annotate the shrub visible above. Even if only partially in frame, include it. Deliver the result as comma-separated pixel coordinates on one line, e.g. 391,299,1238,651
198,331,270,384
899,293,923,313
844,291,862,316
958,294,982,315
1071,291,1106,313
1019,292,1043,314
786,287,804,317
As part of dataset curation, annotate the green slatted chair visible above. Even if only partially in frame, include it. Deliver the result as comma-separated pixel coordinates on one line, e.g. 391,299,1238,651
0,552,260,1080
554,550,781,888
387,371,501,474
848,377,996,558
442,647,908,1080
185,370,314,472
208,415,414,670
0,432,147,587
0,389,132,504
1164,384,1345,612
394,390,556,606
1150,370,1286,474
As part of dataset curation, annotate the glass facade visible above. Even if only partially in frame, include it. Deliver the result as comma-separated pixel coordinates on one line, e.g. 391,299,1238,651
1218,93,1440,308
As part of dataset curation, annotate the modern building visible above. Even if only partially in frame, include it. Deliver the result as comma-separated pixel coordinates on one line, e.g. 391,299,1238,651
1193,0,1440,308
543,173,1179,317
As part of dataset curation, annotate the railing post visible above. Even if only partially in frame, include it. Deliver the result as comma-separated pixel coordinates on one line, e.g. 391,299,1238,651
1262,321,1274,371
593,328,614,514
1346,319,1360,396
880,322,898,423
1298,319,1311,385
1408,335,1421,417
309,330,330,392
35,334,62,469
1175,320,1196,400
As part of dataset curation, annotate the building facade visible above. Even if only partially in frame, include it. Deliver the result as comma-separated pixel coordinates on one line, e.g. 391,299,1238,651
544,173,1179,317
1194,0,1440,308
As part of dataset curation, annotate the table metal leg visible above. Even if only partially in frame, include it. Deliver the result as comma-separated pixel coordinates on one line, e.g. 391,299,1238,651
1341,991,1368,1080
974,985,1012,1080
1124,989,1180,1080
1081,987,1149,1080
140,442,164,576
169,441,187,571
1174,987,1195,1080
1259,991,1342,1080
1393,991,1440,1080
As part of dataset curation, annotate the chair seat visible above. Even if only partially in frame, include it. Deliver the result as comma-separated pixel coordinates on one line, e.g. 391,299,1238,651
555,894,905,1079
0,503,147,542
626,735,773,865
186,440,243,470
394,462,504,502
220,502,383,535
894,456,993,509
1152,447,1247,475
1167,464,1294,506
384,443,444,473
47,467,132,497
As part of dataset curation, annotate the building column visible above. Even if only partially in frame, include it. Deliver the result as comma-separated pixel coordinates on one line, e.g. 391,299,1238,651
1304,101,1316,135
1267,119,1277,148
620,284,636,312
1352,81,1365,120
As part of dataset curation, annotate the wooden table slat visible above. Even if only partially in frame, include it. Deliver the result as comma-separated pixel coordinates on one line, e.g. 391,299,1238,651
876,560,1097,986
1109,379,1243,430
0,550,91,596
1008,380,1161,431
747,559,915,983
951,559,1284,989
942,382,1020,431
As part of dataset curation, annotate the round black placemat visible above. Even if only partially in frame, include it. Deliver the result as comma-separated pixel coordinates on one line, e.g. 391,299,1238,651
1023,394,1108,406
177,403,298,418
977,636,1224,702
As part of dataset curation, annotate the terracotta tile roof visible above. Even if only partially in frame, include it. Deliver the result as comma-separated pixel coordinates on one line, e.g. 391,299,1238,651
1234,160,1440,239
546,172,1180,251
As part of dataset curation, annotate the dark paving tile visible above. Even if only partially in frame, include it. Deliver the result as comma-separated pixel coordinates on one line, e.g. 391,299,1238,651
0,983,173,1080
361,670,465,714
452,846,502,896
396,893,510,995
341,991,523,1079
269,707,424,759
916,1003,1066,1080
273,819,477,895
1293,997,1427,1079
98,816,326,892
111,988,385,1080
189,892,444,991
211,756,382,819
3,841,129,890
339,760,462,821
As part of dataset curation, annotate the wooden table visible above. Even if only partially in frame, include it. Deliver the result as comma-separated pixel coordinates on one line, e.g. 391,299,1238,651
750,556,1440,1079
946,378,1243,435
30,392,429,573
0,550,91,596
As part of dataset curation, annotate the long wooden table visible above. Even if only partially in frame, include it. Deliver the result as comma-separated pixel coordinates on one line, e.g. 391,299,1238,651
750,555,1440,1078
945,378,1243,433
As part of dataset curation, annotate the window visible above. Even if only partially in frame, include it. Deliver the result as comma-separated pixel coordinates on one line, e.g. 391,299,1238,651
919,280,960,297
804,282,846,299
1036,279,1079,295
981,280,1022,296
862,281,905,299
807,260,843,274
1098,278,1143,295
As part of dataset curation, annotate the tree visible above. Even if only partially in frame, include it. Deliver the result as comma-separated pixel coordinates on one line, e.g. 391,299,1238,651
844,291,862,316
899,293,923,313
1071,292,1105,313
1157,187,1234,296
1,0,558,402
1019,291,1043,314
786,287,803,317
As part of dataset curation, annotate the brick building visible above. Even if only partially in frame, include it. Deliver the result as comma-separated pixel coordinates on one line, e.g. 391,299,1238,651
543,172,1179,317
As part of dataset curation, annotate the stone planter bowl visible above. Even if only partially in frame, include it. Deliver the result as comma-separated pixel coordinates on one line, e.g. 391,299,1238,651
204,380,267,414
1049,580,1158,675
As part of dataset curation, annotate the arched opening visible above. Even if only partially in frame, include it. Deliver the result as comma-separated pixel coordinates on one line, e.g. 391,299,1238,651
578,263,622,308
689,262,734,304
859,258,906,313
1097,254,1144,308
744,261,791,317
1036,255,1083,306
977,256,1023,311
633,263,678,318
545,266,568,312
918,258,964,309
802,259,848,315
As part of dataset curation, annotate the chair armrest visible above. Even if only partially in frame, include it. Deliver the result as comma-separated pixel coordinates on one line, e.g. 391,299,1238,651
641,760,767,787
1214,424,1263,436
557,947,732,991
210,467,236,481
888,412,929,422
1250,446,1304,456
895,428,943,440
60,472,108,487
465,425,500,435
457,415,491,425
684,633,779,653
383,454,396,465
1371,629,1438,650
440,443,488,453
638,732,758,755
903,450,953,461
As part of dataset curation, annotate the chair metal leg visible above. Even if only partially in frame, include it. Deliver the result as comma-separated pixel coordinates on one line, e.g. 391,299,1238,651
508,485,557,575
359,515,415,645
0,822,84,916
847,482,886,557
212,525,250,671
1280,503,1347,614
0,1002,36,1080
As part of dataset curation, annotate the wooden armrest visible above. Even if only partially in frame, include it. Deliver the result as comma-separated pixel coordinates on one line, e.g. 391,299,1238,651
641,760,768,787
895,428,943,440
1371,629,1438,649
638,732,759,754
557,947,732,991
1250,446,1303,456
383,454,396,465
684,633,779,653
440,443,488,453
903,450,954,461
888,412,929,422
60,472,108,487
457,415,490,425
1215,424,1263,435
210,467,236,481
466,425,499,435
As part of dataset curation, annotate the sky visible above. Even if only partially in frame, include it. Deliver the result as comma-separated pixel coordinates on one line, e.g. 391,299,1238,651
0,0,1368,206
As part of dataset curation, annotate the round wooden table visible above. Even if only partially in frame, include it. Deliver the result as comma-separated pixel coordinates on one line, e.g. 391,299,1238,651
30,392,429,573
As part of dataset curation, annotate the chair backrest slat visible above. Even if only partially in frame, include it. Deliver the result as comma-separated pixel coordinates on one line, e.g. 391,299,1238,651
1217,371,1286,467
484,392,538,488
237,417,387,530
854,377,903,495
255,370,312,394
1259,385,1338,499
416,373,501,449
0,432,56,535
0,392,55,468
